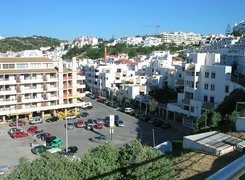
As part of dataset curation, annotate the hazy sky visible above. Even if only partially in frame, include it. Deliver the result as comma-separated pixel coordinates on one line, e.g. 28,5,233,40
1,0,244,40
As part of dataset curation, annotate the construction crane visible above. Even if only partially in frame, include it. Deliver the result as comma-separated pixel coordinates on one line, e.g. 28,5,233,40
143,25,161,35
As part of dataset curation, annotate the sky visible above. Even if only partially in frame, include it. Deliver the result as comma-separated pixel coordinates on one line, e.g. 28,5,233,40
0,0,244,40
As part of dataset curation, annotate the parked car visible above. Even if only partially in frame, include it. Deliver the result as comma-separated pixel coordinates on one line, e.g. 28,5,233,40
153,120,161,126
32,130,44,137
66,115,76,121
10,131,28,139
77,112,89,118
46,138,62,148
95,121,103,129
27,125,38,134
46,116,58,122
160,121,171,129
65,122,74,130
74,119,85,128
0,164,10,175
115,119,125,127
63,146,78,154
96,97,107,103
9,120,26,127
124,107,135,114
36,132,51,141
8,127,23,136
138,114,150,122
89,135,110,143
29,116,43,124
31,145,62,155
45,136,57,143
81,102,93,109
85,119,94,130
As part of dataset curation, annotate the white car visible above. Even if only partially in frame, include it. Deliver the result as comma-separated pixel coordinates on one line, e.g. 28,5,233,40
46,147,62,154
66,115,76,120
124,107,134,113
29,116,43,124
81,102,93,109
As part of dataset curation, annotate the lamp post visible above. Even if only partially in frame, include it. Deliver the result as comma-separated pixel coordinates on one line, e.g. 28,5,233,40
65,116,68,152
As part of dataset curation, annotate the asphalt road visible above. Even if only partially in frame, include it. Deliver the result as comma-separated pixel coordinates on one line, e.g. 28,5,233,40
0,97,191,169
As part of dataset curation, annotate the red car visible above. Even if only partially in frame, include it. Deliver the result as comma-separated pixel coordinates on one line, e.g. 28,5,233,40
9,120,26,127
36,132,51,141
11,131,28,138
74,119,85,128
96,122,103,129
27,126,38,134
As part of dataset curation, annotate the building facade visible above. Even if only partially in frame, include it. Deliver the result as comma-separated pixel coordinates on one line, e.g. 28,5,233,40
0,57,85,121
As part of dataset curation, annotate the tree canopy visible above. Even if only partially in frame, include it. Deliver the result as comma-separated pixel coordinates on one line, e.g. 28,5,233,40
7,140,177,180
216,89,245,117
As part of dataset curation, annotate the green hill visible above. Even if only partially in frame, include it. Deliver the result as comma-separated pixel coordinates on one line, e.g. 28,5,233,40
0,35,62,52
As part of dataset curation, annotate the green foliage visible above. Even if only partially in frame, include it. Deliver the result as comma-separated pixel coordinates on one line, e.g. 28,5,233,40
0,36,61,52
195,110,221,132
149,85,177,103
7,140,177,180
216,89,245,117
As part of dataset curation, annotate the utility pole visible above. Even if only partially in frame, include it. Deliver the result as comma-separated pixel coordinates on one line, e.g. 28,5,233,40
65,117,68,152
152,129,155,147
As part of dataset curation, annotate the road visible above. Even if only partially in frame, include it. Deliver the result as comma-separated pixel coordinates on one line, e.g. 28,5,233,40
0,97,191,168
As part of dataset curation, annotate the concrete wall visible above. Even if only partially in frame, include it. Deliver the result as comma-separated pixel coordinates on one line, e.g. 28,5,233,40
236,117,245,132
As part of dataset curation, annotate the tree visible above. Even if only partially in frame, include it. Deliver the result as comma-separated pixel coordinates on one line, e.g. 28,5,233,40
195,110,221,132
216,89,245,117
128,49,138,58
148,98,158,114
7,141,177,180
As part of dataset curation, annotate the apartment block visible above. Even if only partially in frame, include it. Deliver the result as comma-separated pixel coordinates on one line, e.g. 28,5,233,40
167,53,244,128
0,57,85,121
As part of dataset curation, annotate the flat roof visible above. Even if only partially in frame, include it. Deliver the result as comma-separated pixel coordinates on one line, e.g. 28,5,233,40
0,57,53,63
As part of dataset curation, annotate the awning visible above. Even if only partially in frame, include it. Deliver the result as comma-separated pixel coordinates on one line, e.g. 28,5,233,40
9,112,31,116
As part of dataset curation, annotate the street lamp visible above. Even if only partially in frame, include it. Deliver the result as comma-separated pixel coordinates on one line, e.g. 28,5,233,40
65,117,68,152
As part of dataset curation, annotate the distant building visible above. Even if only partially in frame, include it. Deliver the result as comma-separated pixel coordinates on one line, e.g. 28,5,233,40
74,36,98,47
233,20,245,33
161,32,202,45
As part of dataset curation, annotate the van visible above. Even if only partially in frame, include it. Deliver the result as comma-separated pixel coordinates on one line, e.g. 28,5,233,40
29,116,43,124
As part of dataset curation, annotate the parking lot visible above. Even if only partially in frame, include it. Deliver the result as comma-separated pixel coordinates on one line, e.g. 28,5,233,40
0,97,191,168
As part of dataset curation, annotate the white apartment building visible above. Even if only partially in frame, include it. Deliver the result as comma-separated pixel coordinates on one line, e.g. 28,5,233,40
200,36,245,76
19,50,43,57
167,53,244,128
233,20,245,33
74,36,98,47
0,57,85,121
142,36,162,47
161,32,202,45
84,62,137,95
116,37,143,46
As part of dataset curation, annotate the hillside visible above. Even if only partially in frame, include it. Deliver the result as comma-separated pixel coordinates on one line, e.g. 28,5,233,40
0,36,62,52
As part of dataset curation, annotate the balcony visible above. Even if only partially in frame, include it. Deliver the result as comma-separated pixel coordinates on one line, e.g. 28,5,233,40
43,84,48,91
17,96,22,103
16,86,21,93
43,93,48,100
63,76,72,81
16,76,21,83
43,75,48,81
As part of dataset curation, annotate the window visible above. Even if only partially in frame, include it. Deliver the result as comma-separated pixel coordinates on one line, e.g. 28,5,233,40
205,72,209,78
179,74,182,78
211,84,215,91
191,106,194,112
3,64,15,69
211,72,216,79
30,63,41,68
117,69,121,73
204,83,209,90
16,63,28,69
210,96,215,103
204,95,208,102
196,72,200,76
225,85,229,93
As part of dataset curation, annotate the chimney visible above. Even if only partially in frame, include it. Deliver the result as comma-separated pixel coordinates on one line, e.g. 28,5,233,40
104,47,107,64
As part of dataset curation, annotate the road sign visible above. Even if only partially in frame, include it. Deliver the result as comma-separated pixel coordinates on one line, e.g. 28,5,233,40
110,115,114,128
